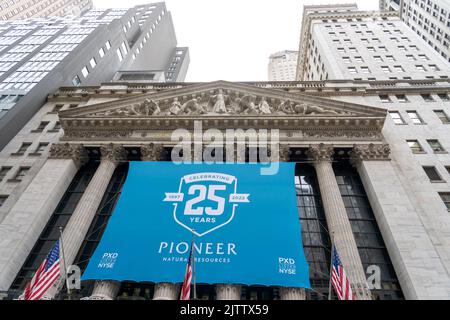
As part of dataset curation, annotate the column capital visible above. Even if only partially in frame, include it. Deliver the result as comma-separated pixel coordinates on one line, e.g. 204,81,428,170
100,143,127,163
141,143,164,161
216,284,242,300
350,143,391,165
278,145,290,162
307,143,334,163
48,143,87,167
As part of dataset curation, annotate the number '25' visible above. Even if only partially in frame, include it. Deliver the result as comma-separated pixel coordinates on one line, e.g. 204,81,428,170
184,184,226,216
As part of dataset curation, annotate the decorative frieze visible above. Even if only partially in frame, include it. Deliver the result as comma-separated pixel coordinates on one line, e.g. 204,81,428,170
100,143,127,163
141,143,165,161
350,143,391,164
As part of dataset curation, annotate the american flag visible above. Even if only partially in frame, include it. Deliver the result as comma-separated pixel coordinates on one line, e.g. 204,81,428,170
21,240,61,300
331,245,355,300
180,243,193,300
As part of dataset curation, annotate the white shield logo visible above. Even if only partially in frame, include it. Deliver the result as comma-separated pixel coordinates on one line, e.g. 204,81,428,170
163,172,250,237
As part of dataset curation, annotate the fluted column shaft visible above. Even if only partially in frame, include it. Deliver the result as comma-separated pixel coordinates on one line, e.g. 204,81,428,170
279,287,306,300
81,144,126,300
308,144,371,300
216,284,241,300
89,281,121,300
153,283,180,300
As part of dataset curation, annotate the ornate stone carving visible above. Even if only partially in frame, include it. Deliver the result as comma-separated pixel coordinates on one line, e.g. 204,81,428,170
278,145,290,162
64,130,132,139
84,88,355,118
303,130,382,139
100,143,127,163
216,284,242,300
141,143,164,161
279,287,306,300
48,143,87,167
350,143,391,164
307,144,334,163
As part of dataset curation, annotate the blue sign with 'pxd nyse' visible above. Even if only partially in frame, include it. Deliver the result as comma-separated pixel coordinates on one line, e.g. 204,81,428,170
81,162,310,288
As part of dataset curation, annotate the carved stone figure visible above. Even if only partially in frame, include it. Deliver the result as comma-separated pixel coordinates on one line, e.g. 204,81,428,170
168,97,182,115
181,98,207,115
278,100,295,114
212,89,228,114
240,95,259,114
259,97,272,114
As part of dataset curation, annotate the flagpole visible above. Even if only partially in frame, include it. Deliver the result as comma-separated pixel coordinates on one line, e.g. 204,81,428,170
58,227,71,300
328,232,335,300
191,229,197,300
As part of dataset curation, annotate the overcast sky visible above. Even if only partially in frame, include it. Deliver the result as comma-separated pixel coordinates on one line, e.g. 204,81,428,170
93,0,379,82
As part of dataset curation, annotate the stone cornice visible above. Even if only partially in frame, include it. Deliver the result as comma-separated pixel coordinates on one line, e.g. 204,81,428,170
48,79,450,102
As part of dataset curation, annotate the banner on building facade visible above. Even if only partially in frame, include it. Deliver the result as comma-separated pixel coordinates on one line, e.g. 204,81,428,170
81,162,310,288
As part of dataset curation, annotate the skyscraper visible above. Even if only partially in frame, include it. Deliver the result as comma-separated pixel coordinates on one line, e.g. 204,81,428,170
380,0,450,64
0,2,189,150
0,0,93,20
296,3,450,81
268,50,298,81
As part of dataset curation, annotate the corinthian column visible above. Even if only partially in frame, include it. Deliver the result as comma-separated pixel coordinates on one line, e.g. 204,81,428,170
81,144,127,300
307,144,371,300
216,284,241,300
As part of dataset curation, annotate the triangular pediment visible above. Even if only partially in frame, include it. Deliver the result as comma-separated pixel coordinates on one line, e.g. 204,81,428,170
59,80,386,119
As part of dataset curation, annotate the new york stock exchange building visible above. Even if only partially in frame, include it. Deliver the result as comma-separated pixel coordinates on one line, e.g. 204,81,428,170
1,79,450,301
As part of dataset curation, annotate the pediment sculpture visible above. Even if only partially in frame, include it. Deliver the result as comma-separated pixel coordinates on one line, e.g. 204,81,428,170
91,89,352,117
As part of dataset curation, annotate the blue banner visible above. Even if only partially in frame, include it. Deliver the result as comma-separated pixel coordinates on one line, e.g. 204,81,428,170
82,162,310,288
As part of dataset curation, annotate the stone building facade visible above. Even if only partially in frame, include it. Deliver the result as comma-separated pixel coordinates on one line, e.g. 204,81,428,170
0,78,449,300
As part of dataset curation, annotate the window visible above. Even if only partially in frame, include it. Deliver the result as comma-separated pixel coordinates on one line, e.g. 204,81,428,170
349,47,358,53
89,58,96,69
446,167,450,175
407,140,424,153
421,94,434,102
98,47,105,58
0,166,11,181
407,111,424,124
393,65,404,72
438,93,450,101
439,193,450,211
81,66,89,78
33,121,49,132
434,110,450,124
360,66,370,74
381,66,391,73
121,42,128,55
423,166,443,182
342,57,351,63
396,94,408,102
35,142,49,153
51,104,63,113
13,167,30,181
116,48,123,62
373,56,383,62
14,142,31,155
427,139,445,152
105,41,111,50
0,195,7,208
72,75,81,86
367,47,375,52
389,111,404,124
348,67,357,74
354,56,364,63
406,54,416,61
415,65,426,72
418,54,429,61
428,64,440,71
380,95,392,103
